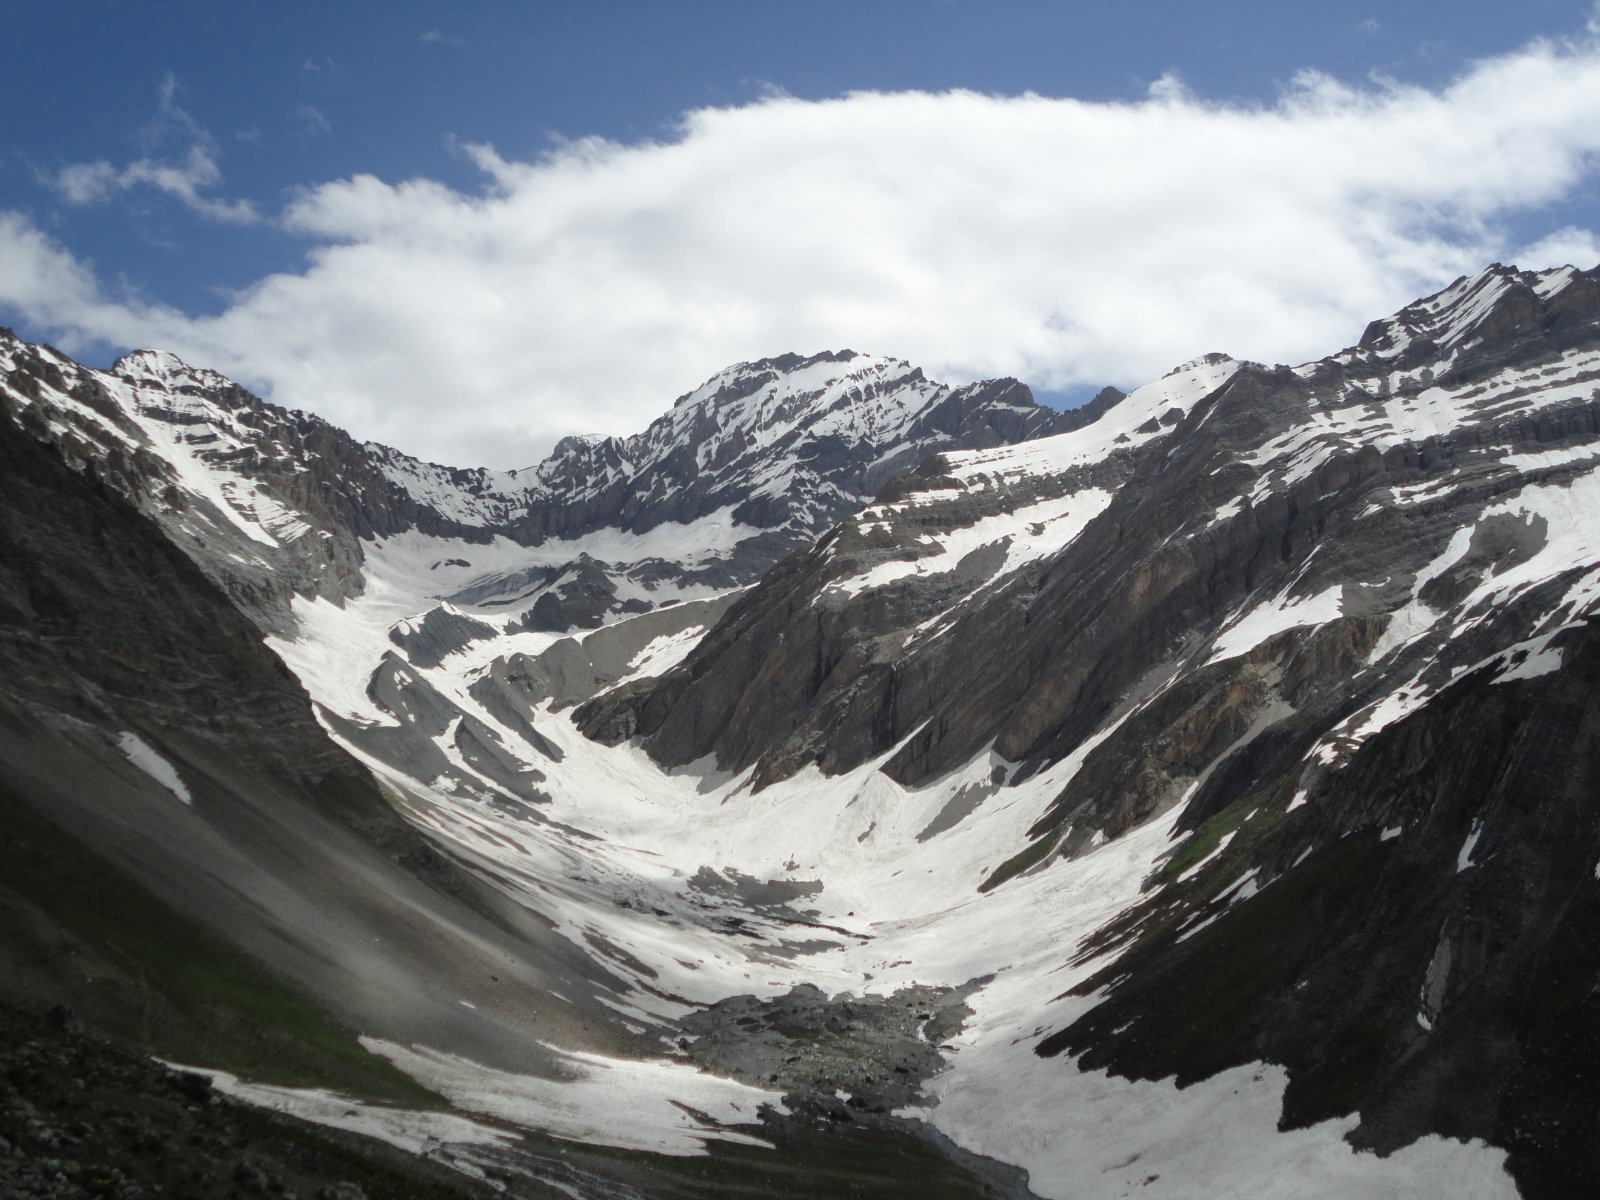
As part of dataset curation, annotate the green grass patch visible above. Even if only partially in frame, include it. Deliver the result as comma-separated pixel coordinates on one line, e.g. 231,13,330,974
0,782,441,1108
978,831,1056,893
1154,778,1290,888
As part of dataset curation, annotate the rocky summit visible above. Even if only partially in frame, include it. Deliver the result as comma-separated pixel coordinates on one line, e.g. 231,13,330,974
3,260,1599,1198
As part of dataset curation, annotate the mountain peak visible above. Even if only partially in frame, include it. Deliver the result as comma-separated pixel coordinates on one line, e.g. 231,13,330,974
668,349,914,413
110,347,241,400
1354,262,1582,361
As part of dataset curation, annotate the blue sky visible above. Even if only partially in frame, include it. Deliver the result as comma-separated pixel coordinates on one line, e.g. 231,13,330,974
3,1,1599,466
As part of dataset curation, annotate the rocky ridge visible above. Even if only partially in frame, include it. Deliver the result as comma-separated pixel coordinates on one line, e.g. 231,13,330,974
0,339,1068,635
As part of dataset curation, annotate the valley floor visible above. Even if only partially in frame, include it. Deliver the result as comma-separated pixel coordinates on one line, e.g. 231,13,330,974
250,545,1521,1198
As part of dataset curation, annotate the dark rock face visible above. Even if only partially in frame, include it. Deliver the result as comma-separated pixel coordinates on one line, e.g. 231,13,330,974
0,408,374,802
475,594,737,714
513,555,625,631
388,605,498,669
575,442,1135,788
1043,619,1600,1199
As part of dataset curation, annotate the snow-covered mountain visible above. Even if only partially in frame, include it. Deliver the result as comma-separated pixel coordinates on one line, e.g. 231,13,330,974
3,261,1599,1199
0,339,1067,638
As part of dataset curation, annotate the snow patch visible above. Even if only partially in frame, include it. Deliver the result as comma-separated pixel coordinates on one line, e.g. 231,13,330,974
171,1063,512,1181
1209,586,1343,664
364,1039,784,1157
1456,821,1485,873
116,732,191,805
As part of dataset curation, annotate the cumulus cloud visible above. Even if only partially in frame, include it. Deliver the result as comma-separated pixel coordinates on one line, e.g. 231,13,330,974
35,73,258,225
5,36,1600,468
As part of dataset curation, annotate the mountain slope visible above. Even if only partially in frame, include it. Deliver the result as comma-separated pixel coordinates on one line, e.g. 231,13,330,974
573,262,1600,1195
0,409,647,1083
4,262,1598,1198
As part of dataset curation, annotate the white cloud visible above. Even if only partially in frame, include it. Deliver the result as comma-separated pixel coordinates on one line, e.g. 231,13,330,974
297,104,333,136
35,73,258,225
0,212,189,351
6,36,1600,469
1516,224,1600,268
419,29,463,47
1357,16,1381,35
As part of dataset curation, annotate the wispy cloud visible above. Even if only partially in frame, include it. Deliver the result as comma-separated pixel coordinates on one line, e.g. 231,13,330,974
296,104,332,136
302,56,334,74
1357,16,1381,35
6,34,1600,468
34,73,258,225
419,29,463,47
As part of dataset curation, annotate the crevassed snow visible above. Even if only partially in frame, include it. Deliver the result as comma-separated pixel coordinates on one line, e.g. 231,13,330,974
116,732,191,804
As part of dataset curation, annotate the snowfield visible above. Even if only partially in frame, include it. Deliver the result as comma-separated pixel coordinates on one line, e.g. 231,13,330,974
259,539,1519,1195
